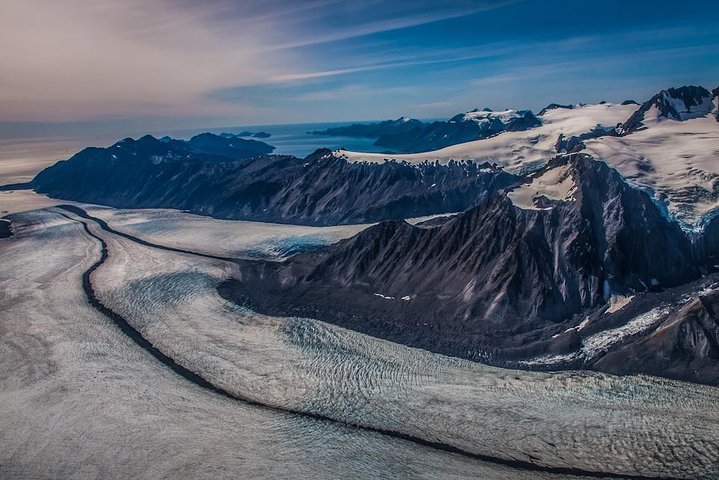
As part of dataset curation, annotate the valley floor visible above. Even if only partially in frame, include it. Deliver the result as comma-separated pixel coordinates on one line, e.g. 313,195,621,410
2,199,719,479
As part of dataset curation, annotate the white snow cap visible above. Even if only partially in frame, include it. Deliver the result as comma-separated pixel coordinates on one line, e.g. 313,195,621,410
650,89,714,122
507,163,576,211
459,109,521,123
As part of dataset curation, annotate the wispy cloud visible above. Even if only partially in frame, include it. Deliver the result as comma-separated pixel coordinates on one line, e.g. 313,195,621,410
0,0,298,121
264,0,525,51
268,43,517,82
1,0,716,130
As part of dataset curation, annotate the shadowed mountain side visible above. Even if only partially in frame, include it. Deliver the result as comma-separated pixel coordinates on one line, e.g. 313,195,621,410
32,144,519,226
184,132,275,157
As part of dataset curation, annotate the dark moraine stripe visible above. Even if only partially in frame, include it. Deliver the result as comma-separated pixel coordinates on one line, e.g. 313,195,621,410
0,219,12,239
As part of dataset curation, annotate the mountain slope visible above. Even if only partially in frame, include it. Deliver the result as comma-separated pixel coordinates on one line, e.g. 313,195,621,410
32,140,518,226
231,154,704,368
590,289,719,385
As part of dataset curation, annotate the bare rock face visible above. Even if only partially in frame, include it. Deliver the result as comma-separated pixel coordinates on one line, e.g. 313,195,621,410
555,125,618,153
231,154,701,364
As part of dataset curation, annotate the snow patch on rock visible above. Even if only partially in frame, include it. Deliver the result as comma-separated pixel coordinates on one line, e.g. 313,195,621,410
582,306,670,356
507,164,576,210
606,294,635,314
373,293,395,300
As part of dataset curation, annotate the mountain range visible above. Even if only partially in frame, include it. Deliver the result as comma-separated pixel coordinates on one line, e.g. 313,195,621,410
228,152,719,384
26,83,719,385
311,109,543,153
374,108,542,153
341,84,719,229
33,137,517,226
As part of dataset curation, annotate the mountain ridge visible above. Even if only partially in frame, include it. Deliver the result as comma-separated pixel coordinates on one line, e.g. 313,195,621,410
619,85,714,134
32,141,518,226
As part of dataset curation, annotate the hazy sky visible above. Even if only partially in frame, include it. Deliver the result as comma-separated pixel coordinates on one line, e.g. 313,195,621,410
1,0,717,136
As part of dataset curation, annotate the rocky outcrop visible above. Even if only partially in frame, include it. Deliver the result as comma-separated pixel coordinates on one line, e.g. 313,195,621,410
538,103,575,116
555,125,619,153
32,141,518,226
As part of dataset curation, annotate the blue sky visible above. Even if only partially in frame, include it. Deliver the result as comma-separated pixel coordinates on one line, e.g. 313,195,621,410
1,0,717,136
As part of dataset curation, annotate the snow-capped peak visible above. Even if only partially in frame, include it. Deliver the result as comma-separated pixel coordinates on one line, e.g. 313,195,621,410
450,108,536,125
455,109,520,123
620,85,714,134
656,88,713,120
584,85,719,230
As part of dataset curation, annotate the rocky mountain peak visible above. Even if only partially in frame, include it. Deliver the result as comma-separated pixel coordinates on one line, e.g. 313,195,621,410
538,103,575,116
620,85,714,134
